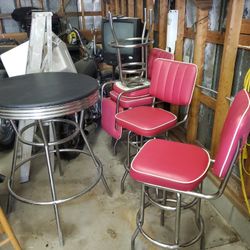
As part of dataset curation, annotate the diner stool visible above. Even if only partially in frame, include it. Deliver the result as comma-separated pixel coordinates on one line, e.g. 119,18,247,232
0,206,21,250
0,72,111,246
130,89,250,249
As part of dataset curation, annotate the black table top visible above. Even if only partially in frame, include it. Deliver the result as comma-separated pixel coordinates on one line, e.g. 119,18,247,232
0,72,98,108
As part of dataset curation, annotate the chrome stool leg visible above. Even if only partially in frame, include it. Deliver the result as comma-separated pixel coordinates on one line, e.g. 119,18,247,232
175,193,181,246
38,120,64,246
160,190,167,226
79,111,112,196
79,127,112,196
196,184,205,250
121,131,132,194
131,184,146,250
6,122,19,214
113,138,120,155
51,121,63,176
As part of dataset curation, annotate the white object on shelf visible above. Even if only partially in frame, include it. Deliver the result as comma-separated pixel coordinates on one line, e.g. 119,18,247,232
166,10,178,53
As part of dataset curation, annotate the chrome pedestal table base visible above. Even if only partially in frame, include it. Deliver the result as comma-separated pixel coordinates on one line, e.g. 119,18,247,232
0,72,111,246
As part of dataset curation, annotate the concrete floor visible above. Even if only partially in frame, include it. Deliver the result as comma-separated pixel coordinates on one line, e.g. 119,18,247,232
0,127,249,250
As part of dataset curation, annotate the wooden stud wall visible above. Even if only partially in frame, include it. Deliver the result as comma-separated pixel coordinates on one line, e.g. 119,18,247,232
181,0,249,215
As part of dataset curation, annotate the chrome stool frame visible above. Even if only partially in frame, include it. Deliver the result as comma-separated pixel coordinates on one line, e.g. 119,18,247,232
7,112,112,246
131,143,240,250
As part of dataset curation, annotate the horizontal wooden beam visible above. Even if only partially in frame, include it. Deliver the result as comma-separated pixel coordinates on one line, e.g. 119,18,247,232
241,18,250,34
184,28,224,44
200,92,216,109
64,11,102,17
0,32,27,42
194,0,213,10
0,14,12,19
185,27,250,48
239,34,250,46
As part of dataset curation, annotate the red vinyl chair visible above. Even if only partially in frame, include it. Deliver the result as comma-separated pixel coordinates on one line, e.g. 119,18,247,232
115,58,197,193
130,89,250,249
101,48,174,146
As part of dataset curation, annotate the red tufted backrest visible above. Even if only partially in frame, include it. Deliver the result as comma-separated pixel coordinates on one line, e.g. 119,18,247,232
213,90,250,178
147,48,174,80
149,58,197,105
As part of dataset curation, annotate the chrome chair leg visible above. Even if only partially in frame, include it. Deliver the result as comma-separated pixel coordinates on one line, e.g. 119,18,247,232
160,190,167,226
6,127,19,214
113,138,120,155
196,184,205,250
51,121,63,176
121,131,132,194
78,110,112,196
131,184,146,250
121,170,129,194
175,193,181,245
79,125,112,197
38,120,64,246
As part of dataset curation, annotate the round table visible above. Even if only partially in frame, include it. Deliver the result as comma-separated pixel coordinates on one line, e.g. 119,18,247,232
0,72,99,120
0,72,111,246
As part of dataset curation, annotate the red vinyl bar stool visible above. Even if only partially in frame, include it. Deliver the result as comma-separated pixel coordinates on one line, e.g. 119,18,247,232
130,89,250,249
115,58,197,193
101,48,174,145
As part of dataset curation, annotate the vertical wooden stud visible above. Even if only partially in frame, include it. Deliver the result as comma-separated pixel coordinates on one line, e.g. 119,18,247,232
15,0,21,8
80,0,86,30
211,0,244,155
101,0,106,16
0,21,3,34
109,0,116,13
175,0,186,61
186,7,209,143
146,0,154,41
114,0,119,15
136,0,144,20
128,0,135,17
39,0,44,9
121,0,127,16
158,0,168,49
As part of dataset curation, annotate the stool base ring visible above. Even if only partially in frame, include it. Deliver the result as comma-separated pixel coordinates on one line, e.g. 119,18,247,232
7,149,104,206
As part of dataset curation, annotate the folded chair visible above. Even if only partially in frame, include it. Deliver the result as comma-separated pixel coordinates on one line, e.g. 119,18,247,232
115,58,197,193
101,48,174,144
130,89,250,249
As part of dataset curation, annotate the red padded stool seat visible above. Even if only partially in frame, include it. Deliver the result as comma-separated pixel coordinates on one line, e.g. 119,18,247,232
113,83,150,96
131,139,210,191
116,106,177,137
109,90,153,108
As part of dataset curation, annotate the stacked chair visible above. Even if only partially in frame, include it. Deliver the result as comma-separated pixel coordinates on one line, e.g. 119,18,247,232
100,13,175,194
101,48,174,143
